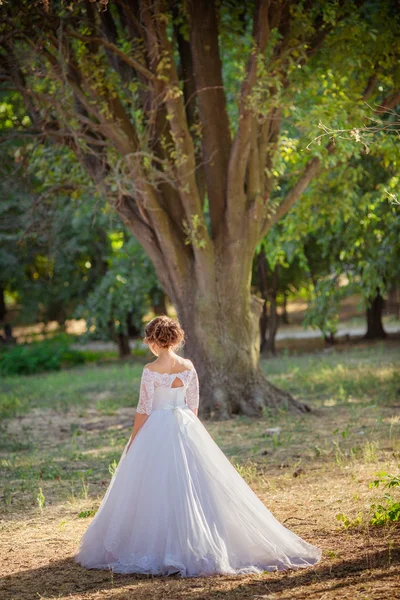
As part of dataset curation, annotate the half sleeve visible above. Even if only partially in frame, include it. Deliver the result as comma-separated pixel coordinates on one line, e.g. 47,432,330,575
136,369,154,415
186,368,199,411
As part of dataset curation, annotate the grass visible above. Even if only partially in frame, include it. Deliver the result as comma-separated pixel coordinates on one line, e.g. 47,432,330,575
0,361,145,418
0,343,399,599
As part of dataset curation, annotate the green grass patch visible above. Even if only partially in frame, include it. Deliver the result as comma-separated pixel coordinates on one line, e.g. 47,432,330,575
0,361,144,418
264,344,400,407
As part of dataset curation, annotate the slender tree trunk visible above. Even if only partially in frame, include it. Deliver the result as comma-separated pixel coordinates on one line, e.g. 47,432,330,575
282,292,289,324
0,286,6,322
256,251,279,356
127,314,140,338
365,291,387,339
323,331,336,345
259,300,268,352
152,292,167,316
265,293,278,355
264,266,279,355
257,248,268,353
116,332,131,358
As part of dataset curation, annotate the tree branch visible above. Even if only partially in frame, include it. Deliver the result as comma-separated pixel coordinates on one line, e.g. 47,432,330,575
262,155,322,236
174,21,206,207
378,90,400,111
115,194,187,305
246,116,262,205
139,0,213,271
11,25,191,291
261,77,399,238
188,0,231,238
259,106,282,198
67,31,156,81
227,0,270,237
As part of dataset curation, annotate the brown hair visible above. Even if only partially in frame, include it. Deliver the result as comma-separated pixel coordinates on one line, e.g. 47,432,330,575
144,316,185,349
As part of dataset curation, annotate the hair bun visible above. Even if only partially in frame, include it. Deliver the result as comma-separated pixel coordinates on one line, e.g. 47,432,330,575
144,316,185,349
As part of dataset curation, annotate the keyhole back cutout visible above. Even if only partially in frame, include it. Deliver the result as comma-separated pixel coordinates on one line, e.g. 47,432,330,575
171,377,184,389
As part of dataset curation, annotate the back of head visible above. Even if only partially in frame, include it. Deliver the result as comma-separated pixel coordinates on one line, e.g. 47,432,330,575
144,316,185,350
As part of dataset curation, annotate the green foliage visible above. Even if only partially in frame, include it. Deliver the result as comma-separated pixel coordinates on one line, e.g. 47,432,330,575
0,144,162,349
0,393,22,419
0,337,85,377
265,148,400,337
304,158,399,331
108,459,118,477
370,500,400,526
369,471,400,526
336,511,363,529
336,470,400,529
370,473,400,490
304,278,356,338
75,237,161,342
78,509,96,518
0,183,115,325
37,487,45,510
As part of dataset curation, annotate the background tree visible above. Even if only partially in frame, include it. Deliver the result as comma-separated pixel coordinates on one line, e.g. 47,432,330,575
76,236,162,358
284,144,400,341
0,131,163,348
1,0,399,417
0,180,113,328
254,233,307,355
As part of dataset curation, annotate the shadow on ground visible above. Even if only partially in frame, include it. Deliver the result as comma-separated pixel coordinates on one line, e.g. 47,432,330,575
1,547,398,600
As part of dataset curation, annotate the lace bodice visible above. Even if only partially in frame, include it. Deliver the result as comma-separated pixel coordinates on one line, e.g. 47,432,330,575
136,365,199,415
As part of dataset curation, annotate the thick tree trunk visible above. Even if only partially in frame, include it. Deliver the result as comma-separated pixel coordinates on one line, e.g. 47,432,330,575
176,255,309,419
365,292,387,340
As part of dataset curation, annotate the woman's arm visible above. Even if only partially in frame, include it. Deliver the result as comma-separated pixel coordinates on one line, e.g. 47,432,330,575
186,366,200,416
126,368,154,453
126,413,148,452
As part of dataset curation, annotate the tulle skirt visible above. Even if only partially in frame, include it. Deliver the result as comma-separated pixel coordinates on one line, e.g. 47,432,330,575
75,405,321,577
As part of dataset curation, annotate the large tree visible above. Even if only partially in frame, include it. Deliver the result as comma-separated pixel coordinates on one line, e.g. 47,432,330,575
1,0,399,417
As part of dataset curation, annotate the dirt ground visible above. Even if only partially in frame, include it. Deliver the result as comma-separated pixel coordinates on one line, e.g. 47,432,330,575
1,466,399,600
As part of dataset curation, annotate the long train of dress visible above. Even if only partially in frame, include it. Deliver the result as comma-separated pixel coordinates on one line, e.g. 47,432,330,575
75,373,321,577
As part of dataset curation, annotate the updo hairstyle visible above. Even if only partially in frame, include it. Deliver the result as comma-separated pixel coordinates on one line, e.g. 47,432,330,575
144,316,185,350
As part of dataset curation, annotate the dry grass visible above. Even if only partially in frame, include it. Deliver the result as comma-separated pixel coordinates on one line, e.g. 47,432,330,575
1,344,399,600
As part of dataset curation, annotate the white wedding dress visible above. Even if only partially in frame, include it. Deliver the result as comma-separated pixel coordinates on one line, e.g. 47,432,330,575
75,365,321,577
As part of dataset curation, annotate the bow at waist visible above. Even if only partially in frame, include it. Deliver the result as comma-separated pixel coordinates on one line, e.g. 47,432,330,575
152,401,188,411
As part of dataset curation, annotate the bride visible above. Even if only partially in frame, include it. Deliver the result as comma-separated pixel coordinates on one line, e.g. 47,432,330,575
75,316,321,577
